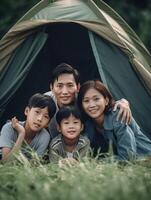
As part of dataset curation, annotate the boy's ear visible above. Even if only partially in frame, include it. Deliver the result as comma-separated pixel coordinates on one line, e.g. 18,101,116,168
80,123,84,132
56,124,61,132
24,107,30,116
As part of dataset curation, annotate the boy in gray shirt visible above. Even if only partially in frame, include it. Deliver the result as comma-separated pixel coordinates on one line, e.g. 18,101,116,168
0,93,56,161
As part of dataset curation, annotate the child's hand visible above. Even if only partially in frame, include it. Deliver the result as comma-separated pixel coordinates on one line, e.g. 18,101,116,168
11,117,25,136
58,158,79,167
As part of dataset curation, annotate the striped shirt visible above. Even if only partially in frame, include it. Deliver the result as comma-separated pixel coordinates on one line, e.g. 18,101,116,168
49,134,90,163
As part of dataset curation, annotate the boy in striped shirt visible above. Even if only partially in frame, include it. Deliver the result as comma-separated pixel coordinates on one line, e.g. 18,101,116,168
49,106,90,164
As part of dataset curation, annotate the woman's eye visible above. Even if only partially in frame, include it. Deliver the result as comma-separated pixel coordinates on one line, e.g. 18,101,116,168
94,97,100,101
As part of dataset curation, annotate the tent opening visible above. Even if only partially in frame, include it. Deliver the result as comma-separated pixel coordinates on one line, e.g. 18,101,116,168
0,23,100,127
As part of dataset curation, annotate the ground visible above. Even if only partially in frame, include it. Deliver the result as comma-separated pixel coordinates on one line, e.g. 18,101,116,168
0,155,151,200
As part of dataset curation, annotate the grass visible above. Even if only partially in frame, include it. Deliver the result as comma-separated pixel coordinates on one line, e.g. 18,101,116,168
1,155,151,200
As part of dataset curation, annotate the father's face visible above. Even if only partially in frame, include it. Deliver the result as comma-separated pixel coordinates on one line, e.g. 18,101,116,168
51,73,80,107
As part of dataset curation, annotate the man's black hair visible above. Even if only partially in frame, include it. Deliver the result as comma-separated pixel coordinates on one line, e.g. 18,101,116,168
28,93,56,119
51,63,80,86
56,106,83,125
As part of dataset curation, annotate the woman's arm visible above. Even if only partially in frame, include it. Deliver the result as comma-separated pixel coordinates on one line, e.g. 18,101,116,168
112,115,137,160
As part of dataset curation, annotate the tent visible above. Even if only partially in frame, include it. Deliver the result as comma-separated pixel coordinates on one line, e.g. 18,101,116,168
0,0,151,136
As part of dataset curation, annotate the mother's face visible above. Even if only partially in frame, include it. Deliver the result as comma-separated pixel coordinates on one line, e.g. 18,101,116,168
82,88,109,120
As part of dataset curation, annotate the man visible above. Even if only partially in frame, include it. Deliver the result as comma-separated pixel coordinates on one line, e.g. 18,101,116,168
45,63,131,138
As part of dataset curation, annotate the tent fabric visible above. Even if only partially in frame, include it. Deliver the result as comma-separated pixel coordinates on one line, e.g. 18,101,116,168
0,0,151,135
0,0,151,93
88,30,108,87
0,23,100,126
90,31,151,135
0,31,48,117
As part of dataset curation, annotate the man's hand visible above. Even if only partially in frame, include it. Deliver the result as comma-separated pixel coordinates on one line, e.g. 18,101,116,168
11,117,25,136
113,99,132,124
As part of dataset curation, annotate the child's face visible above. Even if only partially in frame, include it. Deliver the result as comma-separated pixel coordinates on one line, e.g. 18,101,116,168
82,88,109,120
24,107,50,132
58,115,83,140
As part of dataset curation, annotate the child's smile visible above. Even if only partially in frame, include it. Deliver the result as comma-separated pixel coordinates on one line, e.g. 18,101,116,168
58,115,83,140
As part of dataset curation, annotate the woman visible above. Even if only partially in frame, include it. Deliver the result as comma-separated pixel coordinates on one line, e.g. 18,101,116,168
77,80,151,160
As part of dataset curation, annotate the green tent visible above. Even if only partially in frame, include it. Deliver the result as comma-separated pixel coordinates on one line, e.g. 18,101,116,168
0,0,151,136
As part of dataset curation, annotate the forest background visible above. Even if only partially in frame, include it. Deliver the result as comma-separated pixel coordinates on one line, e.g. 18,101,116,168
0,0,151,53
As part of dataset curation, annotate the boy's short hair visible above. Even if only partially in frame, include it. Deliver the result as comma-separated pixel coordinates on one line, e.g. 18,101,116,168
51,63,80,86
28,93,56,119
56,106,83,125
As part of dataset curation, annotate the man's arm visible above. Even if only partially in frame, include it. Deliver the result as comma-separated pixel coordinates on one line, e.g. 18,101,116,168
113,99,132,124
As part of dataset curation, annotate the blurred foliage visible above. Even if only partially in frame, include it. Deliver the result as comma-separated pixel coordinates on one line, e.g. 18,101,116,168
1,156,151,200
0,0,151,52
0,0,39,38
104,0,151,52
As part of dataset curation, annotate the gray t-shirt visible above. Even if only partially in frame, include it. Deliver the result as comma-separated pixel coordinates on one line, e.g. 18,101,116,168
0,121,50,157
